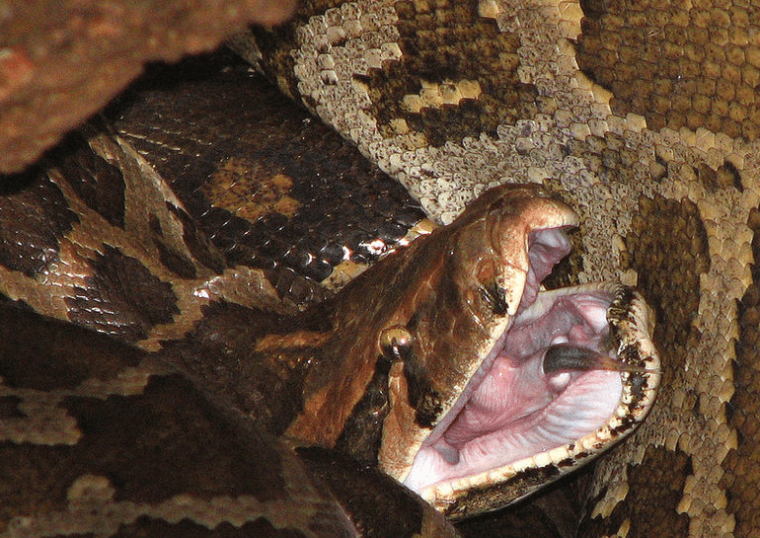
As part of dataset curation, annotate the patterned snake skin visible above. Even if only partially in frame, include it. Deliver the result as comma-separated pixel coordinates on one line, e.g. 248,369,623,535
1,0,758,537
232,1,760,536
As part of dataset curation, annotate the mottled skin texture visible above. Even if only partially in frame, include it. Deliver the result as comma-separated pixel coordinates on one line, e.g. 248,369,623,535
0,304,455,538
0,0,297,173
0,82,461,537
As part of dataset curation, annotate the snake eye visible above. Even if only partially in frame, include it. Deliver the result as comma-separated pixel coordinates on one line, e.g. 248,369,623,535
479,282,508,316
379,325,414,362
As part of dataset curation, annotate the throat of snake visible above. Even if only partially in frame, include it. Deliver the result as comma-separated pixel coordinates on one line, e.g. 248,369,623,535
402,277,648,501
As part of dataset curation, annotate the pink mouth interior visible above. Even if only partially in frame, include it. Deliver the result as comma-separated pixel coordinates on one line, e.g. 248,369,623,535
403,229,623,493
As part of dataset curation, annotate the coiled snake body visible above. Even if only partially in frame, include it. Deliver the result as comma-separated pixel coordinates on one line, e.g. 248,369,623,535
1,0,758,537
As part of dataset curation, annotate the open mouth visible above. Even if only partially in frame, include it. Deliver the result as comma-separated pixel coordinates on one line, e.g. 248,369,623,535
401,226,660,514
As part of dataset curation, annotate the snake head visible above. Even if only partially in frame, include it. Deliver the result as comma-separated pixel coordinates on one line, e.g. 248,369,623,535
287,183,659,519
376,184,659,517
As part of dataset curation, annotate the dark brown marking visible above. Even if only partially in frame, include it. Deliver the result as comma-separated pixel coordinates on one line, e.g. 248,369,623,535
576,1,760,140
362,0,539,146
408,374,444,429
724,206,760,536
456,477,587,538
61,374,289,503
335,355,392,464
617,196,709,526
159,301,317,436
109,52,424,307
0,305,366,537
578,447,691,538
694,161,742,194
621,194,710,381
246,23,301,101
443,464,563,520
115,517,312,538
0,305,142,391
153,237,198,279
166,204,226,275
480,282,508,316
149,213,163,236
56,130,126,228
1,442,76,517
0,395,25,419
65,246,179,343
719,160,743,192
298,446,432,538
0,293,33,312
244,0,346,100
398,341,443,429
0,166,79,277
0,374,298,526
652,154,669,182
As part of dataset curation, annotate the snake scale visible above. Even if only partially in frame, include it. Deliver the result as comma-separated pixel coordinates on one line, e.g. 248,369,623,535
1,0,759,537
